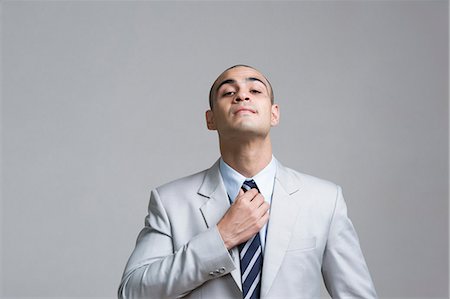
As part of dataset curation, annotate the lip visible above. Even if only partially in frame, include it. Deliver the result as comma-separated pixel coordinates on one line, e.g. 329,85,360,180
233,107,256,114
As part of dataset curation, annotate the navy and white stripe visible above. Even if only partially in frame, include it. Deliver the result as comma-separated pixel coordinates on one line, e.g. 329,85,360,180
238,179,263,299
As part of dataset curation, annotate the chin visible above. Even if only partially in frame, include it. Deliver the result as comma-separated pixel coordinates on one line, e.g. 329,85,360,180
234,122,258,131
234,125,268,137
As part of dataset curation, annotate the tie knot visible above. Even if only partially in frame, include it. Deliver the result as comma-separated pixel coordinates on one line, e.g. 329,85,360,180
242,179,259,192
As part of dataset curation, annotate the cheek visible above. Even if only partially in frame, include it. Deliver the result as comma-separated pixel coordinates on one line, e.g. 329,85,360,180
262,106,274,120
213,111,230,128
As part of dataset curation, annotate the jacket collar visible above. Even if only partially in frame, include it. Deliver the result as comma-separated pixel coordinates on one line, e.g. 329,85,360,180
198,158,300,198
198,159,222,198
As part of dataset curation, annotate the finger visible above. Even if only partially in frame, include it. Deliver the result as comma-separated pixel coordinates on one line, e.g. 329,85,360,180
250,193,265,207
233,188,246,203
256,201,270,217
241,188,259,201
257,210,270,226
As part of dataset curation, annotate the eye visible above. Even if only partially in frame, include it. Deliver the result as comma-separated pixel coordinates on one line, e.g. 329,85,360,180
250,89,262,94
222,91,235,97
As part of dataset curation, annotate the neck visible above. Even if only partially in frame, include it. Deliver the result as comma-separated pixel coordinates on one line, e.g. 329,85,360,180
219,135,273,178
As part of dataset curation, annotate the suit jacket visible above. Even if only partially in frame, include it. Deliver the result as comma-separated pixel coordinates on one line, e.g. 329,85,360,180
118,159,377,299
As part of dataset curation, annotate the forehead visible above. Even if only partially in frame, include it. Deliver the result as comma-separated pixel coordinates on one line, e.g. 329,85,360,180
215,67,268,89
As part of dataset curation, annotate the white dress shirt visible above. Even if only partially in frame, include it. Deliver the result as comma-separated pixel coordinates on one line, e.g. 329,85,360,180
219,156,277,250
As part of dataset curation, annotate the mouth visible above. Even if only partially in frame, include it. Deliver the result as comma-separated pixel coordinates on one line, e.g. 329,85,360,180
233,107,256,114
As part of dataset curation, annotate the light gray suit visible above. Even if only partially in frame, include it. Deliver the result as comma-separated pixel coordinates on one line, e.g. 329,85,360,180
118,159,377,298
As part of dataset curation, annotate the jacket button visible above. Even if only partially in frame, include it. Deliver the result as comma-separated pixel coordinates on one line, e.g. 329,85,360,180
219,267,226,274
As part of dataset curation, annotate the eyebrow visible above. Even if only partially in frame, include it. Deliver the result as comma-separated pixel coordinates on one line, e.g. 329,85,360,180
215,77,268,93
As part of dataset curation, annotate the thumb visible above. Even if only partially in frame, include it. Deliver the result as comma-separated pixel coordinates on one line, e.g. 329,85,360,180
235,188,244,201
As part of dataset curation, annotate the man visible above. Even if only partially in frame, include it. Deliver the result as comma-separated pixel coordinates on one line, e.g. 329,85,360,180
118,65,377,298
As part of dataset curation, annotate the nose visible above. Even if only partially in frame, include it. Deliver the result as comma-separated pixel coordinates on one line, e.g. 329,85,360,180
235,90,250,102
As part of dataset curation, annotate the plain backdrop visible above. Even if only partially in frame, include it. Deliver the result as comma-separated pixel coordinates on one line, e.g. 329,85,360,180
1,1,448,298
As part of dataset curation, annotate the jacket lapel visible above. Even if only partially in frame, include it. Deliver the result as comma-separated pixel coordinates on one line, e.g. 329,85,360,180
198,160,242,291
260,162,302,297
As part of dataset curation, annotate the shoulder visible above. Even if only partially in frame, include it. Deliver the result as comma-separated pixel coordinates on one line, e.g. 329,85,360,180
154,168,208,196
277,164,344,218
277,162,341,196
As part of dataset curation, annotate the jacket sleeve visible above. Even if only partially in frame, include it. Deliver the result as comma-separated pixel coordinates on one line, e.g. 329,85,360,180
118,189,236,299
321,186,378,299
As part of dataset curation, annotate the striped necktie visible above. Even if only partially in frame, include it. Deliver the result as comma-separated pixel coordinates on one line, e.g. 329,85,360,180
238,179,263,299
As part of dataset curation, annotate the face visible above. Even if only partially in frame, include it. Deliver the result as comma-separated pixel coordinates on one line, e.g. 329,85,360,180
206,66,280,139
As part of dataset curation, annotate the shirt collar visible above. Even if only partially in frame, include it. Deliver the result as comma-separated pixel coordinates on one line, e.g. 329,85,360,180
219,156,277,203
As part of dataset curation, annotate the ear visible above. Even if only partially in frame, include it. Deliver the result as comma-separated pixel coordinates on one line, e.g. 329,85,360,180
270,104,280,127
205,110,217,130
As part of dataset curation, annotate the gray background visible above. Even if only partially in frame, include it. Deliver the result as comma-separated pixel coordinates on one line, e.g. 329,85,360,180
1,1,448,298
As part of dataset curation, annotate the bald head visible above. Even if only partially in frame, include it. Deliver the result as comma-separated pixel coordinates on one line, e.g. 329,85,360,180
209,65,274,109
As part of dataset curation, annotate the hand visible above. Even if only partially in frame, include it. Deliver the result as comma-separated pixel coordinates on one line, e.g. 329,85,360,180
217,188,270,250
